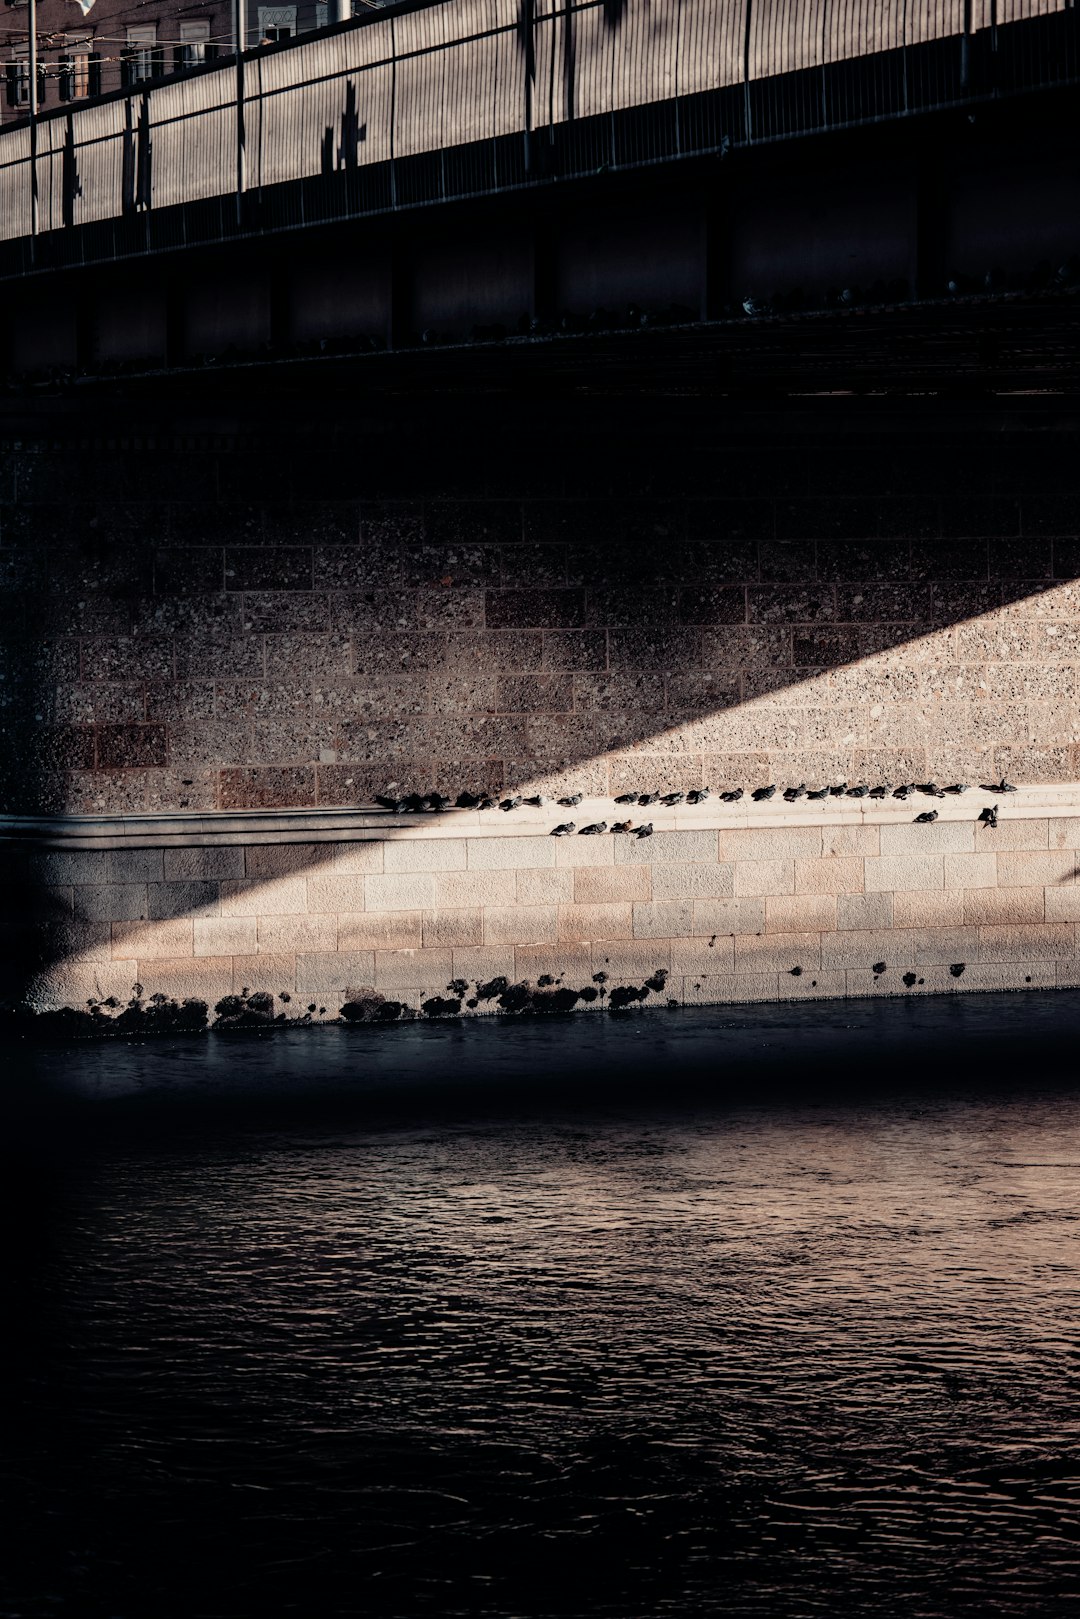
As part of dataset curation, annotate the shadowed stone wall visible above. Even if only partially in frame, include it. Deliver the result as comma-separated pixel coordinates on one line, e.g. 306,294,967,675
1,398,1079,819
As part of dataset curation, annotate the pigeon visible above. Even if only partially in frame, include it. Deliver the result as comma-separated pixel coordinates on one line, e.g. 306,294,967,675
559,793,583,807
375,794,399,810
981,778,1017,793
804,787,827,801
404,793,426,812
551,823,576,837
579,822,608,835
978,804,999,828
638,793,660,806
829,784,847,798
846,785,870,799
686,789,710,805
914,810,939,824
614,793,638,805
500,797,522,812
752,785,776,802
893,785,913,800
523,795,547,808
917,782,945,798
944,784,970,795
869,785,890,799
661,792,685,806
455,791,482,809
478,796,497,810
393,798,411,814
636,822,654,838
720,789,744,803
427,793,451,811
783,784,807,802
611,821,633,834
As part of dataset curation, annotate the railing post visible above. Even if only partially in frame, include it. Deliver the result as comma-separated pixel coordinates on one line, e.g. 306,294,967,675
234,0,246,222
28,0,38,250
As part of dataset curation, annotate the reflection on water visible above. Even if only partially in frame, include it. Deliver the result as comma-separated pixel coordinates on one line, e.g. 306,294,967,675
4,997,1080,1618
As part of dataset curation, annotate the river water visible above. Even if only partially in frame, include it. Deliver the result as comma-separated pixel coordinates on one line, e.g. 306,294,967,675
3,994,1080,1618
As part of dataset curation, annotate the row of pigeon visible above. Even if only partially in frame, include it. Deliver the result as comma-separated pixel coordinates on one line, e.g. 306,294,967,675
373,779,1017,833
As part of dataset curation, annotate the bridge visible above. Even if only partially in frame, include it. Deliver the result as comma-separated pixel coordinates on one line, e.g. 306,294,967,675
2,1,1080,1032
1,0,1078,389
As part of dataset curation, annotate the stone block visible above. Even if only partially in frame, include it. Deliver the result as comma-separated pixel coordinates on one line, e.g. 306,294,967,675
136,957,232,1004
258,914,338,954
331,841,385,874
765,894,837,934
1045,888,1080,923
964,887,1045,926
864,855,944,893
374,950,455,990
147,881,220,920
231,954,296,992
718,826,823,861
165,846,246,880
978,924,1076,962
451,947,518,985
734,859,795,897
484,906,558,946
113,918,194,959
74,883,149,922
28,849,108,887
435,870,517,908
220,768,317,810
649,862,735,901
296,952,377,995
844,965,955,998
691,897,767,937
837,892,893,931
879,821,975,855
339,911,423,950
1048,818,1080,851
943,853,998,890
221,876,309,916
466,836,556,870
681,973,776,1005
193,917,257,957
517,868,575,906
794,857,864,895
27,961,144,1012
573,865,652,905
554,835,615,868
307,873,367,912
614,829,718,865
557,902,634,941
632,901,694,939
891,889,965,929
996,851,1076,889
514,942,593,981
736,932,821,973
107,848,165,884
246,844,329,878
776,969,849,1001
383,838,468,873
961,962,1058,992
670,936,736,973
365,872,437,912
911,925,982,964
820,825,879,857
821,929,915,970
590,939,672,978
422,910,484,948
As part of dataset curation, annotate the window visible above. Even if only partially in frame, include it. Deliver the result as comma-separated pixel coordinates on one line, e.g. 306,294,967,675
123,25,161,84
257,6,296,43
176,20,210,69
59,40,94,101
5,57,29,108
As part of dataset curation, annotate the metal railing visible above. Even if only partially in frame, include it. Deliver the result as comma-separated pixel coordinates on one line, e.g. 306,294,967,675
0,0,1076,273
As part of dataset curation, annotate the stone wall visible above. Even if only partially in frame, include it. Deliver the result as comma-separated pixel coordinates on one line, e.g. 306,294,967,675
11,791,1080,1020
2,400,1079,820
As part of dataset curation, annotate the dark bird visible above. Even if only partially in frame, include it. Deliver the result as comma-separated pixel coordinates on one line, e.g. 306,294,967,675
427,793,451,811
917,782,945,798
559,793,583,807
455,791,482,809
404,793,426,812
478,796,497,810
579,822,608,836
636,822,654,838
869,785,890,799
639,793,660,806
846,785,870,799
661,792,685,806
551,822,576,837
393,798,411,814
752,785,776,802
893,785,913,800
523,795,547,807
783,784,807,802
611,821,633,834
829,784,847,797
806,787,830,801
375,794,399,810
944,784,970,795
981,778,1018,793
914,810,939,824
500,797,522,812
686,789,710,805
720,788,744,803
614,793,638,804
978,804,999,828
